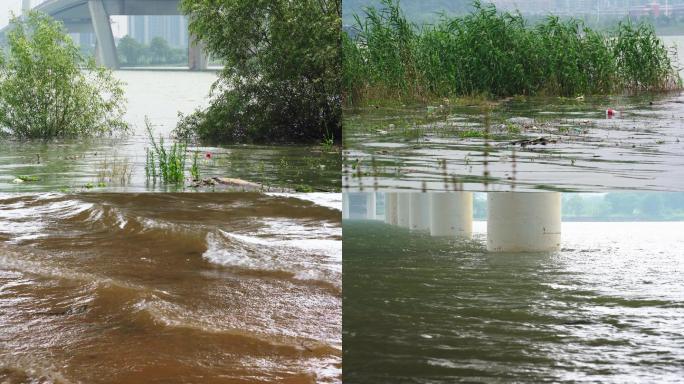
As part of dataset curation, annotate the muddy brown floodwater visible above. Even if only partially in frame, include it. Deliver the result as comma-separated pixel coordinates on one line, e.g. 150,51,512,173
0,193,341,383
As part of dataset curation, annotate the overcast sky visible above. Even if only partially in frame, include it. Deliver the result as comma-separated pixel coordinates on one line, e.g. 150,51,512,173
0,1,22,30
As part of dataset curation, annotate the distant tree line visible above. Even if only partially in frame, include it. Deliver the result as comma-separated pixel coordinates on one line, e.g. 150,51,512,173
117,35,188,66
563,193,684,220
470,193,684,221
344,0,684,35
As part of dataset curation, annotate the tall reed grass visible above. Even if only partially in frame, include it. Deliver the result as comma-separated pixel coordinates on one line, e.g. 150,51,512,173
342,0,681,105
144,117,188,184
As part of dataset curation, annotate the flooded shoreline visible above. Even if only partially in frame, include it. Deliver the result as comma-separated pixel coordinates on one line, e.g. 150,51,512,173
0,71,341,193
0,193,342,383
343,35,684,193
343,91,684,192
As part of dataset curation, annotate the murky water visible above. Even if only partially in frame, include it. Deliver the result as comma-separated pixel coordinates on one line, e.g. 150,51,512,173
343,220,684,383
343,37,684,192
0,70,341,192
0,193,342,383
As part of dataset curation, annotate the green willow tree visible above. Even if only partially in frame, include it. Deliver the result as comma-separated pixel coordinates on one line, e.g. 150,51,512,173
177,0,342,144
0,12,127,139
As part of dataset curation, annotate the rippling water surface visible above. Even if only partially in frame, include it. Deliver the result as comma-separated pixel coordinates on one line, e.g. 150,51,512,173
343,220,684,383
0,193,341,383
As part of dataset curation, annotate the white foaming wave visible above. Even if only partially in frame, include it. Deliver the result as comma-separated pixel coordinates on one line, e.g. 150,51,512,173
221,229,341,266
0,198,93,221
277,239,341,266
135,298,339,356
202,232,285,273
261,217,341,239
202,231,341,285
221,229,341,263
266,192,342,211
0,245,164,298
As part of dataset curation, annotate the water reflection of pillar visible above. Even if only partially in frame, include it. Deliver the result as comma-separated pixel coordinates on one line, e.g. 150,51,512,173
366,193,376,220
429,192,473,238
397,193,411,228
487,192,561,252
409,193,430,231
342,193,350,220
385,193,398,226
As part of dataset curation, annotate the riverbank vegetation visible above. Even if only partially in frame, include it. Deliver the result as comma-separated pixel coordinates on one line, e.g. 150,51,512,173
342,0,681,106
176,0,341,144
0,12,127,139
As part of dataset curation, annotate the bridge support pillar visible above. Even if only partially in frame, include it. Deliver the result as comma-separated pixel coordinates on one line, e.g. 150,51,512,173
366,193,376,220
22,0,31,15
189,33,208,71
397,193,411,229
487,192,561,252
429,192,472,238
409,193,429,231
88,0,118,69
385,193,398,225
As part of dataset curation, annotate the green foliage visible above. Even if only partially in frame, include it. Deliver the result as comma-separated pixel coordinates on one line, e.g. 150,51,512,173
190,151,200,181
117,35,187,66
176,0,342,144
563,192,684,220
117,35,144,65
144,117,187,184
342,0,681,105
15,175,39,182
0,12,128,139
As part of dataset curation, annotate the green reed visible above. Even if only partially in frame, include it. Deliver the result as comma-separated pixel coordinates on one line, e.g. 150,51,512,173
342,0,681,106
144,117,188,184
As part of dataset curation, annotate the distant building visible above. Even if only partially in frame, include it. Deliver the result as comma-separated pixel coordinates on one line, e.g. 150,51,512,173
127,15,188,48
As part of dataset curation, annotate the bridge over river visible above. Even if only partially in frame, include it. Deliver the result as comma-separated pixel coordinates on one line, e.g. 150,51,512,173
8,0,208,70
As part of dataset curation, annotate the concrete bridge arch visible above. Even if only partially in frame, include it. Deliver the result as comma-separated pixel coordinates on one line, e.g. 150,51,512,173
19,0,207,70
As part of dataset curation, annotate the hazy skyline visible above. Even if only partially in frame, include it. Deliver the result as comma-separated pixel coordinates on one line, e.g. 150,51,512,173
1,1,128,38
0,0,21,30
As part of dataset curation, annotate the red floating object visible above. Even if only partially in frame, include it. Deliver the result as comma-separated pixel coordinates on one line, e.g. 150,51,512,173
606,108,615,117
205,152,212,159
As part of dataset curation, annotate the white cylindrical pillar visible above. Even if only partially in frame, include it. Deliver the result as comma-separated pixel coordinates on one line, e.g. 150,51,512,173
409,193,429,231
487,192,561,252
429,192,473,238
366,193,377,220
397,193,411,228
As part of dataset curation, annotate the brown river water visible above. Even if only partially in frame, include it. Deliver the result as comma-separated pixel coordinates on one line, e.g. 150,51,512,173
0,193,341,383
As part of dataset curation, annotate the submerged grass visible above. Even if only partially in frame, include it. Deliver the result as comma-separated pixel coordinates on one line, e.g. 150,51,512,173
97,157,133,186
144,117,188,184
342,0,681,106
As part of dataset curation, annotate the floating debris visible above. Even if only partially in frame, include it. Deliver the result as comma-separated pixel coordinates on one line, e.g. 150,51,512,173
509,137,558,147
189,177,293,192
